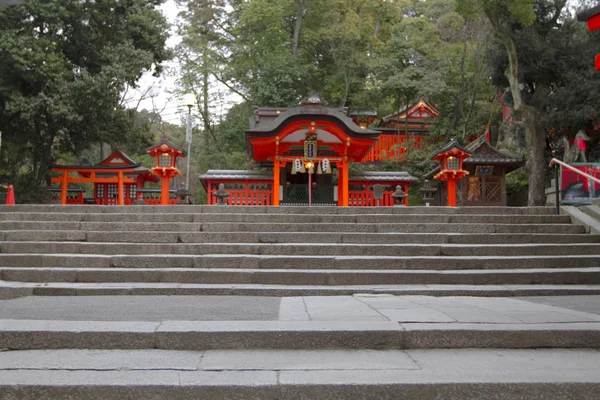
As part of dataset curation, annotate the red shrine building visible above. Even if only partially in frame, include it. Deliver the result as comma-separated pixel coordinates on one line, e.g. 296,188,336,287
360,99,438,162
200,94,418,206
50,137,187,206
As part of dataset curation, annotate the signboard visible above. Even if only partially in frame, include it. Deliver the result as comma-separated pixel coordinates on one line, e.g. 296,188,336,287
304,136,318,160
475,166,494,176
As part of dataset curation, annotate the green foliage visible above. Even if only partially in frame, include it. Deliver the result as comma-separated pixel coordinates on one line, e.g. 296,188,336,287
0,0,170,202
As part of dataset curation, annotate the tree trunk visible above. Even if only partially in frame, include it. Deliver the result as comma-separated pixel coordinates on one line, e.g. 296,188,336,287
522,105,546,206
340,70,350,108
292,0,303,57
444,32,468,143
100,142,111,160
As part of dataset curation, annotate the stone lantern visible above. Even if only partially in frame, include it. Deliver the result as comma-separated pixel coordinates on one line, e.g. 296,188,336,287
391,185,408,207
418,180,437,207
212,183,230,205
430,140,471,207
146,136,186,205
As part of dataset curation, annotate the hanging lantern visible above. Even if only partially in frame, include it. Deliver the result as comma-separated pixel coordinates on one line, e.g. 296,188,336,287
294,158,306,173
317,162,323,175
322,158,331,174
305,160,314,174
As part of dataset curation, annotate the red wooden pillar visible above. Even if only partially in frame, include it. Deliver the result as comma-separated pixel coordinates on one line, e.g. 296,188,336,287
160,177,170,205
337,163,343,206
447,179,457,207
273,161,280,206
403,183,409,206
117,171,124,206
60,171,68,205
341,161,349,206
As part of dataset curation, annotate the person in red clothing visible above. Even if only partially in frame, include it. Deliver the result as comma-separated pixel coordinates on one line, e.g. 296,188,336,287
574,130,590,162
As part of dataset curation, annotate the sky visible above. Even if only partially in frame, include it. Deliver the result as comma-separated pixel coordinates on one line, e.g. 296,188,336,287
123,0,187,125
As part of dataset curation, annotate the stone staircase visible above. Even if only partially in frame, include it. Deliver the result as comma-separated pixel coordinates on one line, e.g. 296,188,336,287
1,204,600,297
1,204,600,398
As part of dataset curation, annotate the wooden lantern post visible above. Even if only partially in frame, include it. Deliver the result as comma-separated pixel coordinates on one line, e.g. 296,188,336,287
146,136,187,205
431,140,471,207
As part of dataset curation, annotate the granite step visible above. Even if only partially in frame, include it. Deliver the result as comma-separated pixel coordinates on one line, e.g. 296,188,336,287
0,221,585,233
3,230,598,244
0,348,598,400
2,242,600,257
0,205,558,215
1,319,599,350
3,282,600,297
0,212,572,224
2,266,600,286
1,254,599,270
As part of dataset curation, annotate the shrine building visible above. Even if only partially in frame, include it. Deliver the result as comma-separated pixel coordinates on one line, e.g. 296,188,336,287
50,138,186,206
199,95,420,206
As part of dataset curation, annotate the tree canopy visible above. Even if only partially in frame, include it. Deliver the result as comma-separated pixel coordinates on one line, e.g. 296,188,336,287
0,0,170,201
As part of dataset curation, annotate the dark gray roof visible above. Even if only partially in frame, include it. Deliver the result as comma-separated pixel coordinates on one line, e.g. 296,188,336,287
464,139,523,165
429,139,471,160
246,106,379,138
198,169,273,181
146,135,187,155
198,169,417,183
578,5,600,21
349,171,418,182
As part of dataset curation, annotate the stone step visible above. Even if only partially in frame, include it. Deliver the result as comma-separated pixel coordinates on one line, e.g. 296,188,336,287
3,282,600,297
2,267,600,286
0,212,572,224
0,348,598,400
2,242,600,257
2,254,599,270
0,205,558,215
1,319,599,350
3,230,599,244
0,221,585,234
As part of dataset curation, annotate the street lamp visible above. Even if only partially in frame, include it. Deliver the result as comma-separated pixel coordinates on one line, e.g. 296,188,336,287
183,93,195,201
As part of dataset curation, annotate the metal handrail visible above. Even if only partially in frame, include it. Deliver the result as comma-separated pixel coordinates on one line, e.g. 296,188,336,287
548,158,600,214
548,158,600,184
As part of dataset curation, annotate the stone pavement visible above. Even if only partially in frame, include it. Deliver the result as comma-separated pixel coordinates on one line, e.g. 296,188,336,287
1,294,599,323
1,294,600,399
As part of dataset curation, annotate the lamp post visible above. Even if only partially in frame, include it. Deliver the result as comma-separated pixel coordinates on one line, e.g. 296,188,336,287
183,93,195,202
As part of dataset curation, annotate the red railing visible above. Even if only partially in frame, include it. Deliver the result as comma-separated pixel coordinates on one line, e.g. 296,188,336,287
348,190,396,206
65,192,84,205
224,189,273,206
361,135,422,162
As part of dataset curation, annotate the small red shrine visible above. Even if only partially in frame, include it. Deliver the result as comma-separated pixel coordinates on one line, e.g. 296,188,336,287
51,150,157,205
431,140,471,207
426,135,524,206
146,136,186,205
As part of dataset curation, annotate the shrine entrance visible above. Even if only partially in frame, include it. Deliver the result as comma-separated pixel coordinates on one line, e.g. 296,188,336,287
281,163,335,206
